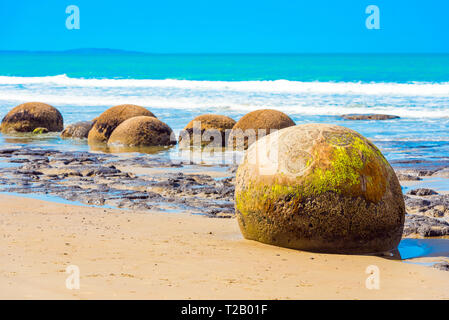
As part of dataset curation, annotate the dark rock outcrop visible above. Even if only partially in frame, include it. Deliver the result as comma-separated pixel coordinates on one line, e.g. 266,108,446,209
341,114,400,120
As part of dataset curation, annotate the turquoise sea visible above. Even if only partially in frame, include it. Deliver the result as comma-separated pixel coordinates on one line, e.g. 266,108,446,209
0,53,448,167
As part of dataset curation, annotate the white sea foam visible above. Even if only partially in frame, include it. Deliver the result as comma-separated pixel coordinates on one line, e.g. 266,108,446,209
0,74,449,95
0,75,448,119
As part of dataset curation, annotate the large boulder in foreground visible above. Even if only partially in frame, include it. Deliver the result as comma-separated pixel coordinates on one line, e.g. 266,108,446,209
1,102,63,133
235,123,405,254
179,114,236,148
108,116,175,147
88,104,155,144
228,109,295,149
61,121,94,139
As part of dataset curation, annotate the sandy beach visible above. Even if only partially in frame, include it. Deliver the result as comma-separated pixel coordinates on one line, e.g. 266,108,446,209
1,1,448,304
1,193,448,300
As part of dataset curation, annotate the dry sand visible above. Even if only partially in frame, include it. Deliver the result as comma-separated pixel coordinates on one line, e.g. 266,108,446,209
0,194,448,300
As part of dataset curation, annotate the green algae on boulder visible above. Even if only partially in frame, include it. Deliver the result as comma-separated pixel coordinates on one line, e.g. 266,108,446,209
179,114,236,148
108,116,176,147
88,104,155,144
228,109,295,150
32,127,49,134
235,123,405,254
1,102,63,133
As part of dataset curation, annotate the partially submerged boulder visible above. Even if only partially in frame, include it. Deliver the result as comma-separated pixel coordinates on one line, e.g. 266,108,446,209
88,104,155,144
342,114,400,120
179,114,236,148
228,109,295,149
108,116,175,147
61,121,94,139
1,102,63,133
235,123,405,254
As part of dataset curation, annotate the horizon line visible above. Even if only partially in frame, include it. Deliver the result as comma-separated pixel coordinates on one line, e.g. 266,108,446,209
0,48,448,55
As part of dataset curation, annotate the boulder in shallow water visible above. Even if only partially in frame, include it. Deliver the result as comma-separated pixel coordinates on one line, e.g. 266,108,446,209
108,116,175,147
235,123,405,254
179,114,236,148
61,121,94,139
88,104,155,144
341,114,400,120
228,109,295,150
1,102,63,133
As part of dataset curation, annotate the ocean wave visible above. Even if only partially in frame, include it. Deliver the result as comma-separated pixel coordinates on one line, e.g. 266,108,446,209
1,95,448,119
1,75,448,119
0,74,449,96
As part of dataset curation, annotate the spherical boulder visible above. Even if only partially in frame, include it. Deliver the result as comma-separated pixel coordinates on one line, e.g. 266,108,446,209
235,123,405,254
61,121,94,139
88,104,155,144
179,114,236,148
228,109,295,149
108,116,176,147
1,102,63,133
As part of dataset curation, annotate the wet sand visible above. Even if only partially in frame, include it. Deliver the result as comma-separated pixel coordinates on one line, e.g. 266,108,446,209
1,194,448,300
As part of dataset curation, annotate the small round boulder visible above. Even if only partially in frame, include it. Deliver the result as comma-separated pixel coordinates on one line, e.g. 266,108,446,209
235,124,405,254
1,102,63,133
179,114,236,148
108,116,176,147
88,104,155,144
61,121,94,139
228,109,295,149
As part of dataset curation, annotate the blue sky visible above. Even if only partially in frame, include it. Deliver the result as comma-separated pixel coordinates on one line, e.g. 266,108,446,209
0,0,448,53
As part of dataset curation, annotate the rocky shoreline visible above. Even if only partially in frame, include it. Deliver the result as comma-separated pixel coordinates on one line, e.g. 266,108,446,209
1,146,449,238
0,147,235,218
398,167,449,237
